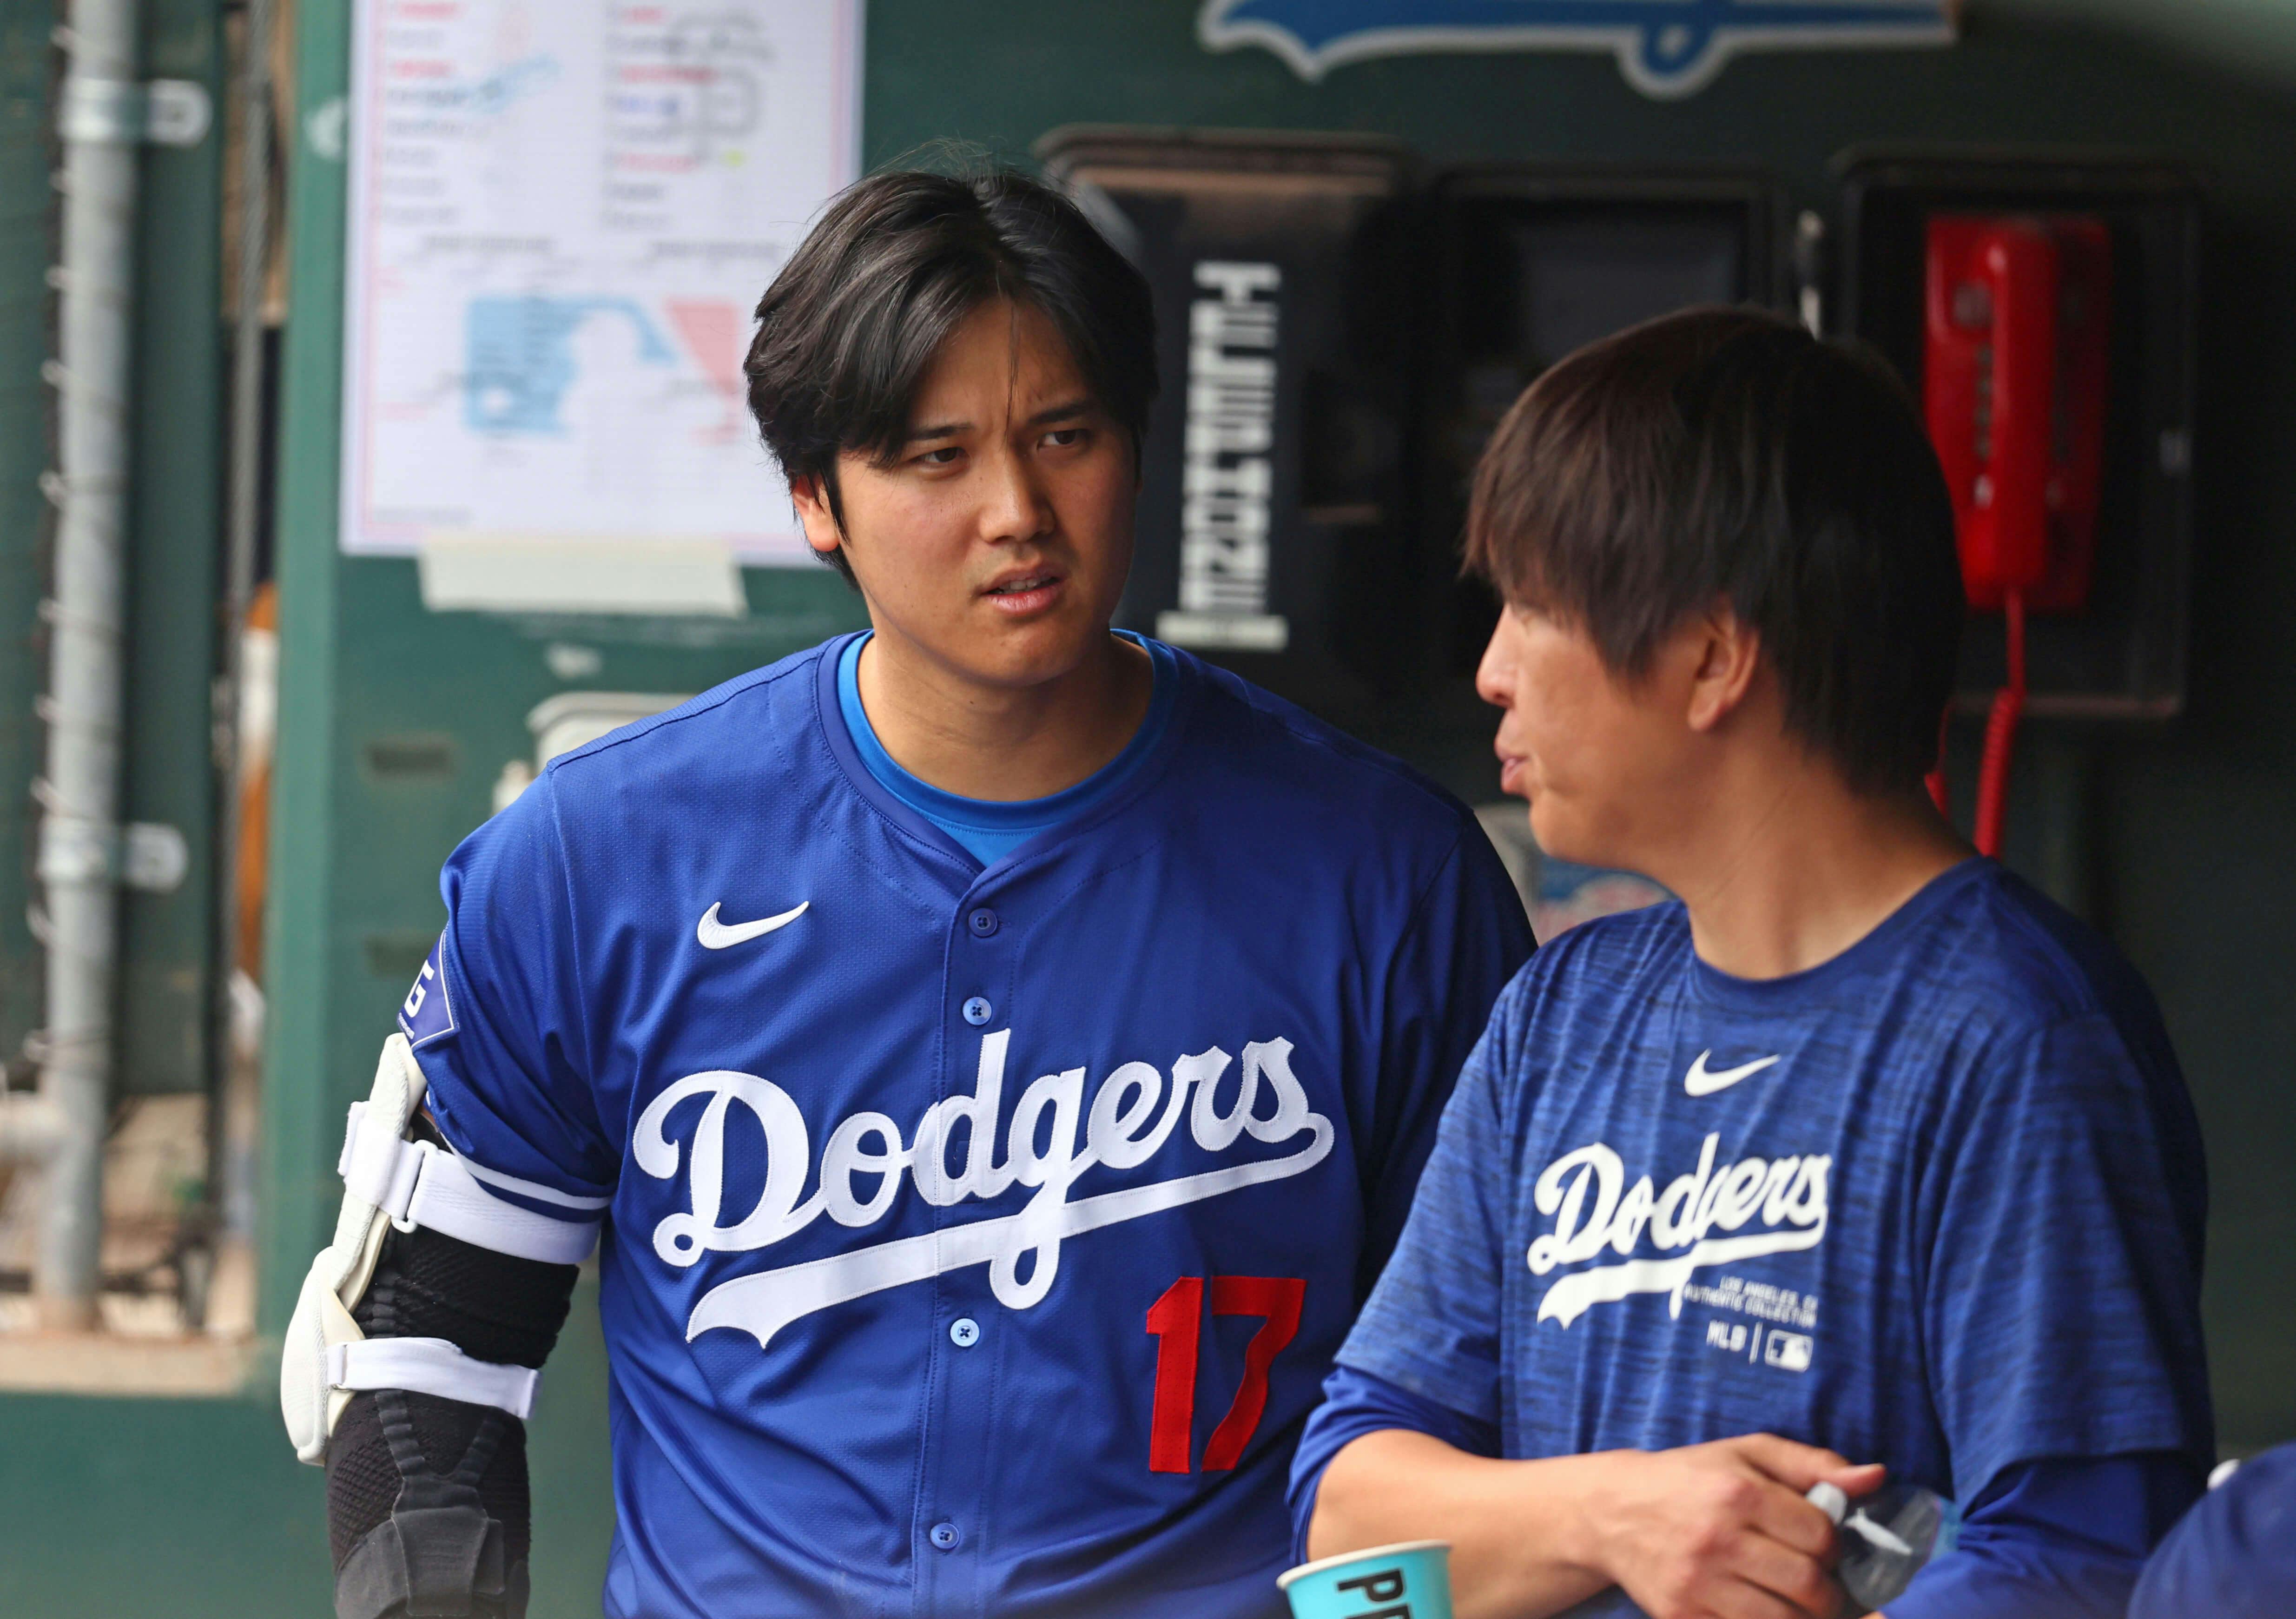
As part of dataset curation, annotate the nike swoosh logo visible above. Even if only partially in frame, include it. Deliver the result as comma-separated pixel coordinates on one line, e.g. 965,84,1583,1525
696,901,810,950
1683,1050,1782,1097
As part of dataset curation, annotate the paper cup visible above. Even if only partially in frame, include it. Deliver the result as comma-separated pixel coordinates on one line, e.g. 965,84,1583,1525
1278,1540,1453,1619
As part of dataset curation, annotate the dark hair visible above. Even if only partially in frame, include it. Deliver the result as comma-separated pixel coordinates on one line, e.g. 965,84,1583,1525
1463,305,1965,792
745,166,1157,584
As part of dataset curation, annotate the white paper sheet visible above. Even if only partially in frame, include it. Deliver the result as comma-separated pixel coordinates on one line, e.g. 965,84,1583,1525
339,0,863,575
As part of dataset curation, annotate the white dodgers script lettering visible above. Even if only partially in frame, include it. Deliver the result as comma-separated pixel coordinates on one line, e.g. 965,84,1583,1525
634,1031,1333,1349
1526,1132,1830,1328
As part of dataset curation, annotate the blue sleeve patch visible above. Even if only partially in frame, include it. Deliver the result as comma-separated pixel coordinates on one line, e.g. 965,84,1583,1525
397,935,457,1047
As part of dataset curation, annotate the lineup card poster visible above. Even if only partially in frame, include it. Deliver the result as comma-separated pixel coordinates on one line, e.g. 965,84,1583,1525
340,0,863,563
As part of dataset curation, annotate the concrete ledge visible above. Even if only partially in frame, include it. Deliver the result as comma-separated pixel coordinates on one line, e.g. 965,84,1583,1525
0,1333,262,1397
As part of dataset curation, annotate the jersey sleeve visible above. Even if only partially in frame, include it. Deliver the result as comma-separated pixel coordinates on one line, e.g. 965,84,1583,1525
400,771,616,1205
1354,822,1535,1298
1919,1011,2213,1502
1332,975,1526,1427
1885,1453,2200,1619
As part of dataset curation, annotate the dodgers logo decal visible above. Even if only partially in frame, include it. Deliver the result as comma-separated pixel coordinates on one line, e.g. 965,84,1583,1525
1197,0,1959,100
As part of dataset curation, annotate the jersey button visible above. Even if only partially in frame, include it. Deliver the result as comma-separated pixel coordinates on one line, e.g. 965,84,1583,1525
967,906,1000,938
949,1317,980,1348
961,996,992,1026
929,1521,961,1552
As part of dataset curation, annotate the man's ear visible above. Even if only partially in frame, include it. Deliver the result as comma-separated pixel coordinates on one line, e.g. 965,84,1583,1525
789,473,845,558
1684,602,1763,734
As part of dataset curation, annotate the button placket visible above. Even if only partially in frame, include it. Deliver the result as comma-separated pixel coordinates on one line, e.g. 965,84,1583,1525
928,895,1004,1594
920,1296,990,1594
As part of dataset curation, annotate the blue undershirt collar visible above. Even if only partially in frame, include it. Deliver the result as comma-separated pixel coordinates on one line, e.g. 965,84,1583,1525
835,630,1177,866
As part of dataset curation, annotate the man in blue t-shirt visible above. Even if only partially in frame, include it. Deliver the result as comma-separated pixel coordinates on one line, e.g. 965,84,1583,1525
1295,308,2213,1618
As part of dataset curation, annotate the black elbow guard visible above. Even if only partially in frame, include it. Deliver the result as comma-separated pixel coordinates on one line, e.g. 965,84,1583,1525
326,1184,580,1619
328,1386,529,1619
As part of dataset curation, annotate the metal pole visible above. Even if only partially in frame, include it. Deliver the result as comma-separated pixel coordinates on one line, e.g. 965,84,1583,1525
198,0,275,1332
34,0,145,1330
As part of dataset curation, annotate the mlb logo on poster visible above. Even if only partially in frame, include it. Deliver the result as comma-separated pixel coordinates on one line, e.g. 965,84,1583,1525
1197,0,1960,99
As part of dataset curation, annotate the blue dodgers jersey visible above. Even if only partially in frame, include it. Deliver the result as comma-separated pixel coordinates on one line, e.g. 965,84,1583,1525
400,634,1533,1619
1337,860,2213,1619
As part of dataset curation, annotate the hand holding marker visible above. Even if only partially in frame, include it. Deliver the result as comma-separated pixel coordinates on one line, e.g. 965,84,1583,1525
1808,1480,1961,1610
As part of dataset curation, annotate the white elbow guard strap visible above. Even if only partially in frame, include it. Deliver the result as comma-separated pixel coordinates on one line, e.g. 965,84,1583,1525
281,1034,601,1465
325,1339,541,1420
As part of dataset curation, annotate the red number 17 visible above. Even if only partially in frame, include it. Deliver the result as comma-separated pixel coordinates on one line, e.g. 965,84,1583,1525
1144,1275,1306,1474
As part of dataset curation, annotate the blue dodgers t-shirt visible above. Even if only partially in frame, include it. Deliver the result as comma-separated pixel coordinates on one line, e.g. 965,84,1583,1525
1338,859,2212,1618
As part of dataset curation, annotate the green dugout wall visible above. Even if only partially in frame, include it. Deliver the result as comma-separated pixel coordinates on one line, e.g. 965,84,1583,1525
7,2,2296,1613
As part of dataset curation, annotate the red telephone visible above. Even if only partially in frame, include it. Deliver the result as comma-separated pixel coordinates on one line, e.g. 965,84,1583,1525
1921,214,2112,854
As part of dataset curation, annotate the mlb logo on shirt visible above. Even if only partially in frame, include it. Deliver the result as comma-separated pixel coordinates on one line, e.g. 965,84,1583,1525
1764,1329,1814,1373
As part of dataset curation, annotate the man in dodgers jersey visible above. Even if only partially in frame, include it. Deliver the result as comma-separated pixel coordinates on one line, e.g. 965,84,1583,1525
1295,310,2213,1618
282,168,1531,1619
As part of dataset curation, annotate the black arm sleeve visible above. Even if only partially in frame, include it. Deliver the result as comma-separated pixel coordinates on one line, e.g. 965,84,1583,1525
324,1117,581,1619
